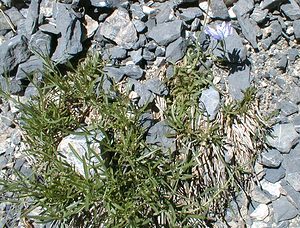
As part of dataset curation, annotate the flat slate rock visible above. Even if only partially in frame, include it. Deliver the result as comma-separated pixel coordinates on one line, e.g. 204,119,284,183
264,165,285,183
99,8,138,49
272,196,298,223
259,149,283,167
147,20,183,46
266,123,299,153
51,3,83,63
166,37,187,63
209,0,230,20
280,0,300,20
0,35,30,75
227,64,251,101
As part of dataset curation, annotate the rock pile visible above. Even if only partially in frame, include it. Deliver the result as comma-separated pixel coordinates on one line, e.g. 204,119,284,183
0,0,300,226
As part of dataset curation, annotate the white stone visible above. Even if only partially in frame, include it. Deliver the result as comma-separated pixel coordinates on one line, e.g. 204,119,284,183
83,14,98,39
57,129,104,177
260,180,282,198
228,7,237,19
142,6,156,15
250,204,269,221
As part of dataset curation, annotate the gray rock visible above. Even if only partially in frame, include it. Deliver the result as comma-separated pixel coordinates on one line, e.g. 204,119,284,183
211,30,247,63
228,64,251,100
146,120,176,151
123,64,144,79
251,187,272,204
288,48,299,61
266,123,299,153
166,65,174,79
209,0,230,20
272,196,298,222
29,30,52,56
145,40,157,51
139,112,153,131
264,166,286,183
0,35,30,75
143,48,156,61
15,56,43,81
155,46,165,57
145,78,168,96
129,79,154,107
132,19,146,33
293,115,300,133
286,172,300,191
199,87,220,120
179,7,203,23
148,20,183,46
109,46,127,59
235,14,258,49
51,3,83,63
259,149,283,167
281,181,300,210
99,8,138,49
23,0,41,36
166,37,187,63
233,0,254,16
261,37,273,50
130,35,146,51
156,4,175,24
276,54,288,70
280,0,300,20
130,3,146,21
129,49,143,64
270,20,282,41
103,66,125,83
57,129,105,177
250,7,269,24
293,20,300,41
191,18,201,31
0,7,24,35
278,99,298,116
39,23,60,35
261,0,286,10
24,82,38,98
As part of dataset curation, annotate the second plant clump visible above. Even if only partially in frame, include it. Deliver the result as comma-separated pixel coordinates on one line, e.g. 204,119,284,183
0,43,267,227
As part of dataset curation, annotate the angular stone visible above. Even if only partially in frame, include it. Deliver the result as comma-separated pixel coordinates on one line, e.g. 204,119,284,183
281,181,300,210
166,37,187,63
251,187,272,204
145,78,168,96
272,196,298,222
233,0,254,16
51,3,83,63
235,14,258,49
129,49,143,64
129,79,154,107
23,0,41,36
15,56,43,80
251,7,269,24
280,0,300,20
228,64,251,101
0,7,24,34
130,3,146,21
29,30,52,56
99,8,138,49
250,204,269,221
199,87,220,120
276,54,288,70
132,19,146,33
278,99,298,116
264,166,286,183
286,172,300,191
155,46,165,57
90,0,127,8
261,179,282,198
146,120,176,151
103,66,125,83
0,35,30,75
123,64,144,79
148,20,183,46
266,123,299,153
83,14,99,40
156,4,175,24
259,149,283,167
39,23,60,35
143,48,156,61
209,0,230,20
179,7,203,23
57,129,105,177
109,46,127,59
293,20,300,42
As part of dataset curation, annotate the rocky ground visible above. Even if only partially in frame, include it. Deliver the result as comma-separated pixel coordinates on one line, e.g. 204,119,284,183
1,0,300,227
